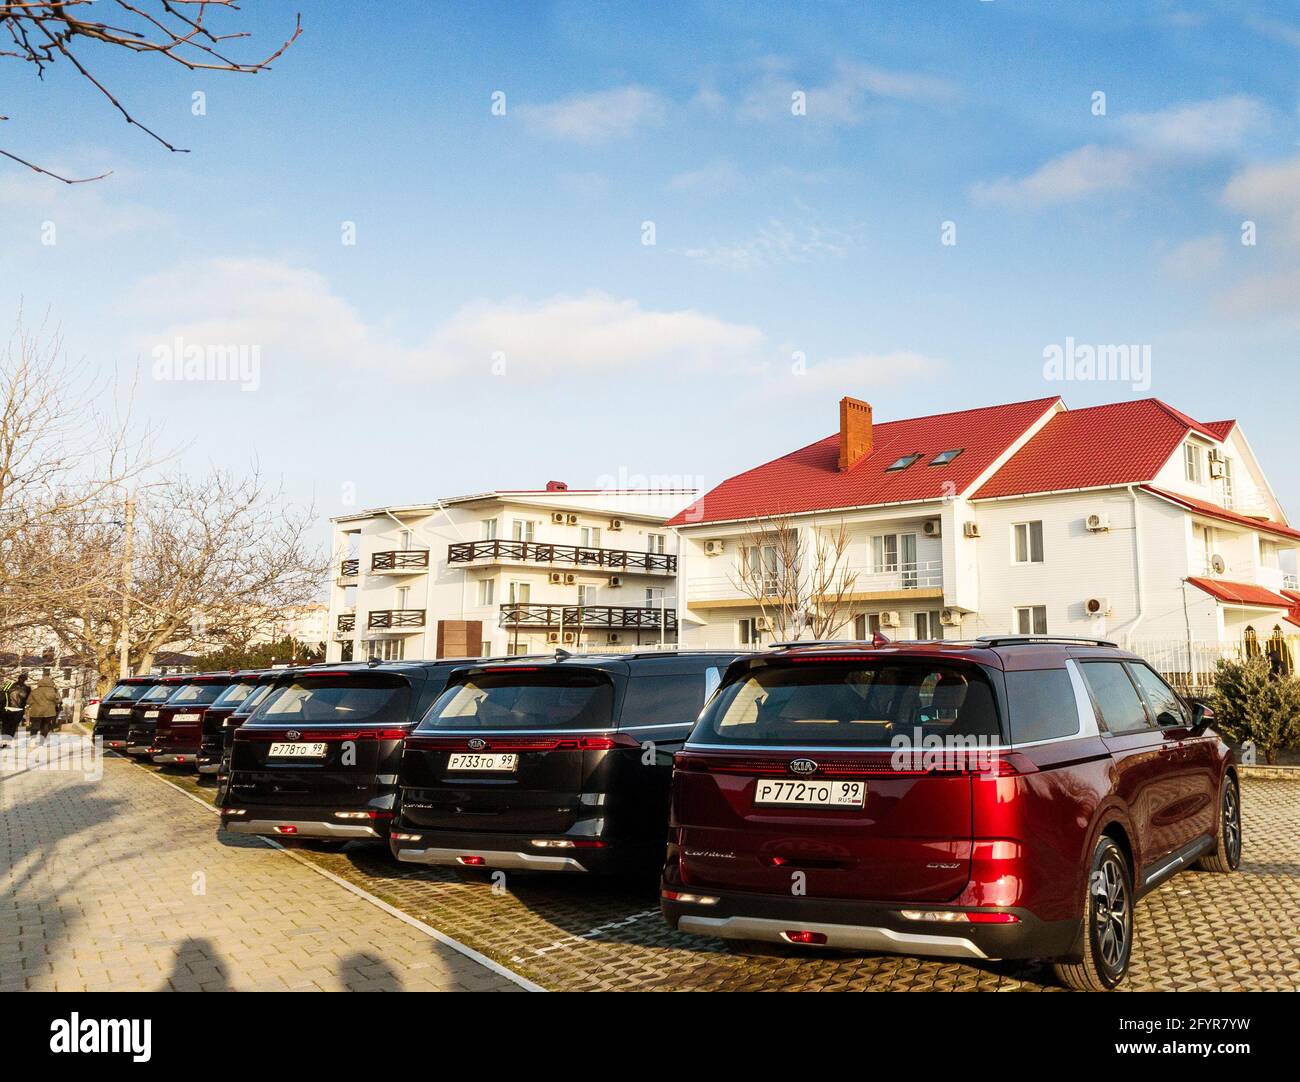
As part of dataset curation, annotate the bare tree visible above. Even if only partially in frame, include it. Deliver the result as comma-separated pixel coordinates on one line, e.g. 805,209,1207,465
1,0,301,182
31,467,325,691
729,514,861,642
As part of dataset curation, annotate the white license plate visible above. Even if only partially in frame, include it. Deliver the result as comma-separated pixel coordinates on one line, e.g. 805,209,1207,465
172,712,201,722
269,742,328,758
754,779,866,808
144,711,159,719
109,709,131,716
447,752,519,772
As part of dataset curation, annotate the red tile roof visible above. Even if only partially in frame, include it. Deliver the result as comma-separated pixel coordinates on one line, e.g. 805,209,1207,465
1185,578,1293,608
1144,487,1300,542
971,399,1225,500
665,397,1061,526
1203,420,1236,440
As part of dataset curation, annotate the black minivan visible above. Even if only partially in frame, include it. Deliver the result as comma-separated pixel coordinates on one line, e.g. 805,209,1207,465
125,676,187,755
389,651,735,874
219,660,493,843
94,677,161,749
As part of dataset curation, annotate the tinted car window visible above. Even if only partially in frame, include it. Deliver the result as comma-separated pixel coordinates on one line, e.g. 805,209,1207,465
250,675,412,727
1130,664,1187,727
104,682,152,703
142,683,179,703
233,684,274,716
211,681,257,708
1005,668,1080,743
694,661,1001,747
1081,662,1151,734
419,670,615,730
618,673,709,728
169,682,228,706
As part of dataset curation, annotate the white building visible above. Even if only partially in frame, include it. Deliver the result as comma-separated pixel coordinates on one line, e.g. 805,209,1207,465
325,482,694,662
670,396,1300,683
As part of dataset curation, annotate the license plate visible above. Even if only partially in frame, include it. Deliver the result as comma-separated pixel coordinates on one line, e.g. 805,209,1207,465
144,711,159,719
172,712,201,722
754,779,866,808
269,742,328,758
109,709,131,716
447,752,519,772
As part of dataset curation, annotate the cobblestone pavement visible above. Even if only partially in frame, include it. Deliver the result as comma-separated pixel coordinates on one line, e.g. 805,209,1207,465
0,734,522,991
8,736,1299,992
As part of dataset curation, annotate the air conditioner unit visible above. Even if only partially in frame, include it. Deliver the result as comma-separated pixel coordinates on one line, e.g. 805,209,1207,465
562,631,576,644
1208,455,1225,479
880,611,902,628
546,632,561,644
551,512,566,524
704,539,726,556
566,514,579,526
607,633,621,645
548,572,564,584
963,522,981,538
923,520,941,538
563,573,577,585
1085,597,1111,617
609,575,623,588
1210,553,1226,575
609,518,624,531
1085,513,1110,532
754,616,775,632
940,607,964,627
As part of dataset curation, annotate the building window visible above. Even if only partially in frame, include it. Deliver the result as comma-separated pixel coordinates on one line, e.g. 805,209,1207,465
480,640,492,657
647,533,666,554
339,641,354,662
1015,606,1048,635
396,586,410,609
743,544,783,595
929,449,964,466
508,581,530,604
577,584,595,606
646,586,666,609
1219,455,1234,506
477,579,495,606
1184,442,1203,484
481,518,498,540
854,613,883,639
738,617,764,645
1013,521,1044,564
579,526,602,548
914,610,943,640
886,453,922,471
399,529,413,550
369,638,405,662
511,519,535,542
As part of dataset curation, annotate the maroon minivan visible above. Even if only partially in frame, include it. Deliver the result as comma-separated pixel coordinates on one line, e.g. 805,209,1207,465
662,637,1240,990
152,673,239,768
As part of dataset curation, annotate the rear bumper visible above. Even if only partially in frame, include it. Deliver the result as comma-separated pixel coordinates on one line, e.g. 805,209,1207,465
392,845,588,872
661,888,1079,961
153,752,199,766
196,762,221,775
223,817,383,840
388,827,648,874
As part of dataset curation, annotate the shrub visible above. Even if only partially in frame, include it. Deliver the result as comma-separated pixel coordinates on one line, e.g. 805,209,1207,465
1209,655,1300,765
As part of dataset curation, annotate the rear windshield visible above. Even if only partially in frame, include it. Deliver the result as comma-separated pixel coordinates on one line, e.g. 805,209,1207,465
168,682,229,706
210,681,258,708
142,682,181,703
418,670,615,731
692,660,1002,747
104,682,153,703
247,674,412,728
232,683,274,716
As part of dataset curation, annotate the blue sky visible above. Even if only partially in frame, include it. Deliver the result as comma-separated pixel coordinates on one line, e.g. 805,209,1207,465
3,0,1299,527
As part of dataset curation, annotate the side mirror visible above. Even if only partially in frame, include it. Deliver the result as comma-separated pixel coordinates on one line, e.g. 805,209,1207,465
1190,700,1215,732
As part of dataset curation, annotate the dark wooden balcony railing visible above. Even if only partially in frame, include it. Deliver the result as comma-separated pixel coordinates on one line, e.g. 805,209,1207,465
336,613,356,633
448,539,675,574
340,558,359,577
498,603,677,630
367,609,426,630
370,549,430,573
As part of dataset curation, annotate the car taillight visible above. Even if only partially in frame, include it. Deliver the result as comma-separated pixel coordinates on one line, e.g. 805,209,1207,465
661,890,719,906
782,930,828,945
457,855,486,866
333,810,394,820
530,839,607,849
899,909,1020,924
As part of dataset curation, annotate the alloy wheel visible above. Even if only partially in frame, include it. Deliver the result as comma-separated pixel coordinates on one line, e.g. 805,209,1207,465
1223,784,1242,868
1093,854,1130,972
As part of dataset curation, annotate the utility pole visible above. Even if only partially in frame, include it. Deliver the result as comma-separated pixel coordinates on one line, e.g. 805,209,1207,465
117,493,135,679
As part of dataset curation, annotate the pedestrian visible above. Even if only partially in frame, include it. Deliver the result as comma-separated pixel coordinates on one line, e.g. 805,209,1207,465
25,672,60,744
1,671,30,744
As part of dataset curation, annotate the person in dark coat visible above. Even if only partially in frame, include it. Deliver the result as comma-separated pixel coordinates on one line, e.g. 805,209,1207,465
26,673,59,742
1,672,30,743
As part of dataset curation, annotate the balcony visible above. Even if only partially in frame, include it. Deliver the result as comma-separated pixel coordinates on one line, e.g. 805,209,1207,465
370,550,430,574
499,603,677,631
687,560,943,608
367,609,426,631
448,539,675,574
339,558,359,577
336,612,356,636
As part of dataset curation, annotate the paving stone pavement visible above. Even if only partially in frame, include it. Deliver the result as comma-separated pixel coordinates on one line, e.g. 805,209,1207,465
0,734,521,992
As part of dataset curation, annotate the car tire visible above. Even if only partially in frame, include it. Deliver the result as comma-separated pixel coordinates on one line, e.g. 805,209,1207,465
1196,776,1242,873
1052,836,1134,991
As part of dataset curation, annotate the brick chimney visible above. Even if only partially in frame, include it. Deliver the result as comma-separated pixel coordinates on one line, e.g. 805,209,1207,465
837,397,874,471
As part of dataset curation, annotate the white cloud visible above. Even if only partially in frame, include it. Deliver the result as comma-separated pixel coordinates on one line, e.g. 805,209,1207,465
973,145,1150,207
974,95,1268,208
123,259,766,382
681,217,857,271
0,168,169,242
1221,154,1300,241
1219,267,1300,317
667,158,743,194
1160,234,1227,280
739,59,956,125
748,351,947,402
1247,14,1300,49
517,86,666,144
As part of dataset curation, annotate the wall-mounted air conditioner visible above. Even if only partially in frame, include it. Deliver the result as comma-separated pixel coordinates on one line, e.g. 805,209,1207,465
754,616,775,632
880,611,902,628
566,514,579,526
1085,597,1111,617
548,572,564,584
609,575,623,587
546,632,561,644
551,512,566,524
609,518,624,531
940,607,964,626
1085,513,1110,532
963,522,981,538
704,539,725,556
563,573,577,585
923,520,941,538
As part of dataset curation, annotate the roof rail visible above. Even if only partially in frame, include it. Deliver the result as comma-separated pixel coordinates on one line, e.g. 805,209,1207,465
976,635,1118,648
